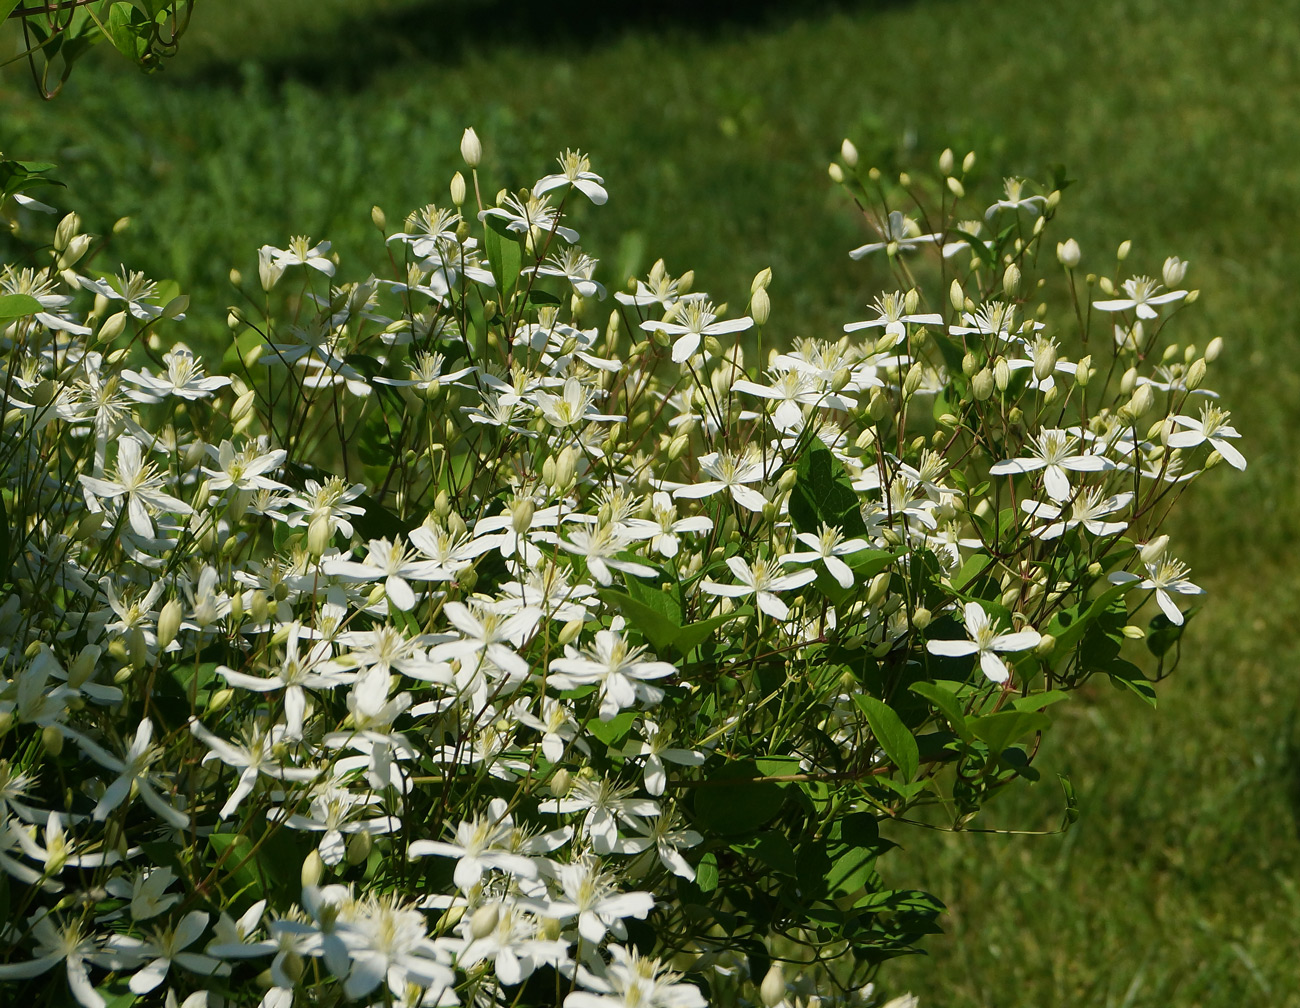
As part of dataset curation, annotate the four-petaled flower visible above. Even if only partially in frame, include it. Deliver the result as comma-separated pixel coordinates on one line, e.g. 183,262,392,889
926,602,1041,684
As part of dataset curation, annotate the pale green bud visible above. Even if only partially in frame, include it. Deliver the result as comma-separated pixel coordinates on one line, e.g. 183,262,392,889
207,688,235,714
98,311,128,345
667,434,690,462
1162,255,1188,287
972,367,994,401
511,499,536,535
903,366,925,397
41,725,64,757
950,279,965,313
460,127,482,167
301,850,325,888
947,176,965,198
912,606,932,629
1035,634,1056,656
961,350,980,376
550,767,574,797
57,234,93,270
1057,238,1081,267
867,571,891,606
1117,240,1132,261
156,598,183,653
346,830,372,866
962,151,977,172
750,287,770,326
470,903,500,940
1002,263,1021,297
1185,358,1207,390
993,357,1010,392
840,139,859,168
1074,355,1092,387
939,148,955,175
761,963,787,1007
1205,337,1222,362
1128,383,1154,418
1122,624,1146,640
1097,275,1115,296
828,162,844,183
868,389,891,419
1119,367,1137,395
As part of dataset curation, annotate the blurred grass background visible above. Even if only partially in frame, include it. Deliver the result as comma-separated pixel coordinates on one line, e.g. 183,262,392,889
4,0,1300,1003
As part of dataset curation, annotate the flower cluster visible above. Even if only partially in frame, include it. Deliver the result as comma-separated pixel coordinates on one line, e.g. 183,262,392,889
0,136,1241,1007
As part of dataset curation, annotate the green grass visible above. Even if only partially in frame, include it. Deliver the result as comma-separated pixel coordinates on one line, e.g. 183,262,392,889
4,1,1300,1003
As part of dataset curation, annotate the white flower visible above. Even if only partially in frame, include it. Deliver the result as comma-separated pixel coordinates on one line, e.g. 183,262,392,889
78,435,193,538
985,177,1047,218
0,911,105,1008
1093,275,1187,319
700,556,816,621
262,236,335,276
672,447,781,513
549,630,677,721
926,602,1041,684
781,524,871,589
639,299,752,364
1022,488,1133,540
1109,554,1204,626
849,210,941,259
1166,404,1246,470
533,149,609,205
407,807,539,890
989,428,1112,502
565,944,705,1008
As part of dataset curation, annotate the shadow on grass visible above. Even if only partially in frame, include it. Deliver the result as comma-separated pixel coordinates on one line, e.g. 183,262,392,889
179,0,916,89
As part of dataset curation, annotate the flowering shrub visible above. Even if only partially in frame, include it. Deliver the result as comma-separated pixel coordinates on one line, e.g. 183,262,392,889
0,131,1241,1008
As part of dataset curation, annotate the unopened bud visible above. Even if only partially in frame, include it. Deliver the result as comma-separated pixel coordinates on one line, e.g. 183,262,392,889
1205,336,1222,362
760,963,787,1008
1122,624,1146,639
912,606,932,629
667,434,690,462
1074,355,1092,387
550,767,574,797
972,367,994,401
947,176,966,198
41,725,64,756
301,850,324,888
156,598,183,653
867,571,891,606
1033,341,1058,382
99,311,128,345
939,148,955,176
1162,256,1188,287
1128,383,1154,418
1185,358,1206,390
840,139,859,168
1117,240,1132,262
950,279,965,312
460,127,482,167
1119,367,1138,396
903,366,925,396
828,162,844,183
511,499,536,535
989,357,1009,392
1034,634,1056,656
1140,535,1170,564
750,287,770,326
1002,263,1021,297
1057,238,1081,268
470,902,500,940
346,830,373,866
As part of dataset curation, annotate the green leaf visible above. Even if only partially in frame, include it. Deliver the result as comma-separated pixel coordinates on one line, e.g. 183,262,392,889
1045,583,1127,656
1146,612,1187,657
733,831,798,876
1010,689,1070,712
1059,773,1080,825
0,293,42,320
586,710,636,747
483,214,523,302
950,552,991,591
696,852,719,893
853,695,920,781
970,710,1050,755
0,2,20,23
789,441,867,536
105,1,150,63
601,590,679,655
909,681,973,743
692,761,787,835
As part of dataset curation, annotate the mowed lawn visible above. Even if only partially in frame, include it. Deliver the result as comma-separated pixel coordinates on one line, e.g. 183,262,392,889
3,1,1299,1004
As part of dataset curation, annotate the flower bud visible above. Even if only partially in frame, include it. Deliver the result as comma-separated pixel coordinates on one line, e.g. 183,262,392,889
460,127,482,167
903,365,925,397
470,902,500,940
207,688,235,714
1120,367,1137,395
828,162,844,183
1185,358,1207,390
1117,240,1132,261
1035,634,1057,657
761,963,787,1008
867,571,891,606
1122,624,1146,639
57,234,93,270
301,850,324,888
1128,383,1154,418
972,367,994,401
961,350,979,377
1074,355,1092,387
1002,263,1021,297
1033,340,1058,382
912,606,932,629
1205,336,1223,362
868,389,891,420
1140,535,1170,564
667,433,690,462
950,279,965,313
947,176,965,198
750,287,771,326
346,830,373,866
939,148,955,175
993,357,1010,392
840,139,859,168
511,499,536,535
550,767,574,797
41,725,64,757
156,598,183,653
1057,238,1081,268
98,311,128,345
1162,256,1188,287
751,266,773,294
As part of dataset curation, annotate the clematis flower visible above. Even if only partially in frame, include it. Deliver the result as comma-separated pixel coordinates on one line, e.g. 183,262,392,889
926,602,1041,684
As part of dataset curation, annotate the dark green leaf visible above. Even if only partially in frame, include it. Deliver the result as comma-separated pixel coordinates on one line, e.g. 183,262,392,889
910,680,973,743
789,441,867,536
692,761,787,835
970,710,1049,754
853,695,920,781
483,214,523,301
1147,612,1187,657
